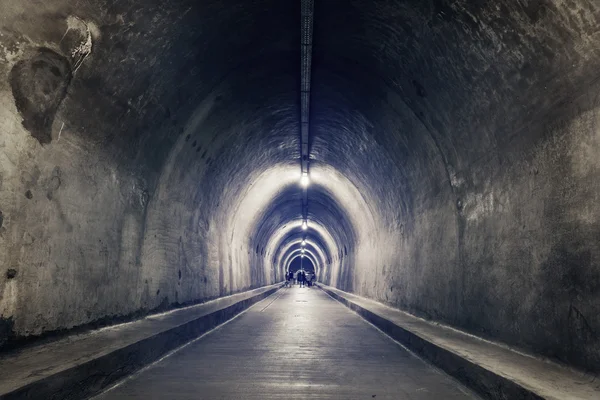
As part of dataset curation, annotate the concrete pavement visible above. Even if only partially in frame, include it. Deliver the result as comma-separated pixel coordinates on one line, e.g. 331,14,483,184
95,286,479,400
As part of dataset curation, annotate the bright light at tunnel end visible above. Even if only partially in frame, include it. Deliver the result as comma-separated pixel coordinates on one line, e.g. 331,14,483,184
302,220,308,230
300,172,310,187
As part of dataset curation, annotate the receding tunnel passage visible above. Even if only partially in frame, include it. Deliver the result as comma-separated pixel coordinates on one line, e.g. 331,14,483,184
1,1,600,399
288,255,315,275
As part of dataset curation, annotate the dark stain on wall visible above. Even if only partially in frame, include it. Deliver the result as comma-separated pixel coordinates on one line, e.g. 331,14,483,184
535,236,600,370
412,79,427,98
10,48,72,145
46,167,62,201
518,0,548,23
0,318,14,347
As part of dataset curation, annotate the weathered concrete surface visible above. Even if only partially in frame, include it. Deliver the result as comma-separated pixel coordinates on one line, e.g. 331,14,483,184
0,0,297,347
94,287,479,400
320,284,600,400
0,0,599,383
307,0,600,373
0,284,280,399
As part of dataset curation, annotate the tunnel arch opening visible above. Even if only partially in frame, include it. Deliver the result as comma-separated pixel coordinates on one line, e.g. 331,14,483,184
280,241,326,274
287,255,315,275
284,248,320,275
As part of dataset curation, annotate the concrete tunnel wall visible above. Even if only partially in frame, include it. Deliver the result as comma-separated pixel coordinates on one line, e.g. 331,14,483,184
1,0,600,374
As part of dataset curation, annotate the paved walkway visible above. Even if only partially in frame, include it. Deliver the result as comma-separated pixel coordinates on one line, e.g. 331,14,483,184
95,287,479,400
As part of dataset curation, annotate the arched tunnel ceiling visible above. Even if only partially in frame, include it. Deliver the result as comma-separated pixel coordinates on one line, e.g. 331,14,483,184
251,178,361,260
281,241,327,273
2,0,600,373
276,233,330,266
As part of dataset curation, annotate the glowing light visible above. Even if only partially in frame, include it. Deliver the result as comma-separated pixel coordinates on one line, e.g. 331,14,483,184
300,172,310,187
302,221,308,230
301,248,305,253
301,239,306,246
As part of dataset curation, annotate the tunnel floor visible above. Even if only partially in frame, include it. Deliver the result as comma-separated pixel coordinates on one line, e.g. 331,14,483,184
93,287,479,400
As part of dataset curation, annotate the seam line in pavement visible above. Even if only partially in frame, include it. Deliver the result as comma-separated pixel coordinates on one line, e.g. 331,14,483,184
259,290,285,312
91,291,278,399
319,286,481,399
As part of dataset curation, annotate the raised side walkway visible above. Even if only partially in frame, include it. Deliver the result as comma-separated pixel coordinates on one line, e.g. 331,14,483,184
0,284,280,399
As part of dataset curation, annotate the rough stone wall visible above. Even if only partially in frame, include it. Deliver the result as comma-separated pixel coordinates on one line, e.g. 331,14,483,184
312,1,600,371
327,84,600,372
454,87,600,371
0,92,150,341
311,0,600,373
313,85,600,372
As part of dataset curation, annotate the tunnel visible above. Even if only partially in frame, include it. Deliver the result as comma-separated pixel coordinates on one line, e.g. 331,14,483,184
1,1,600,399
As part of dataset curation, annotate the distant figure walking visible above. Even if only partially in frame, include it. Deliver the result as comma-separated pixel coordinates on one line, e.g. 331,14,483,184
299,271,305,288
288,270,294,286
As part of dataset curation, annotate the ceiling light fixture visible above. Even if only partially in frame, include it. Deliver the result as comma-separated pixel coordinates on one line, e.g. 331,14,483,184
300,172,310,187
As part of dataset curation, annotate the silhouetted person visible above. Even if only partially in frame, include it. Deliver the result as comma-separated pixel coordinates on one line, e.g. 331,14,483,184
299,271,305,288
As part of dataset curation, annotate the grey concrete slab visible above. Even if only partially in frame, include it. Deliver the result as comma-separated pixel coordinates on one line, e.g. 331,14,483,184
0,284,281,399
319,284,600,400
95,286,479,400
